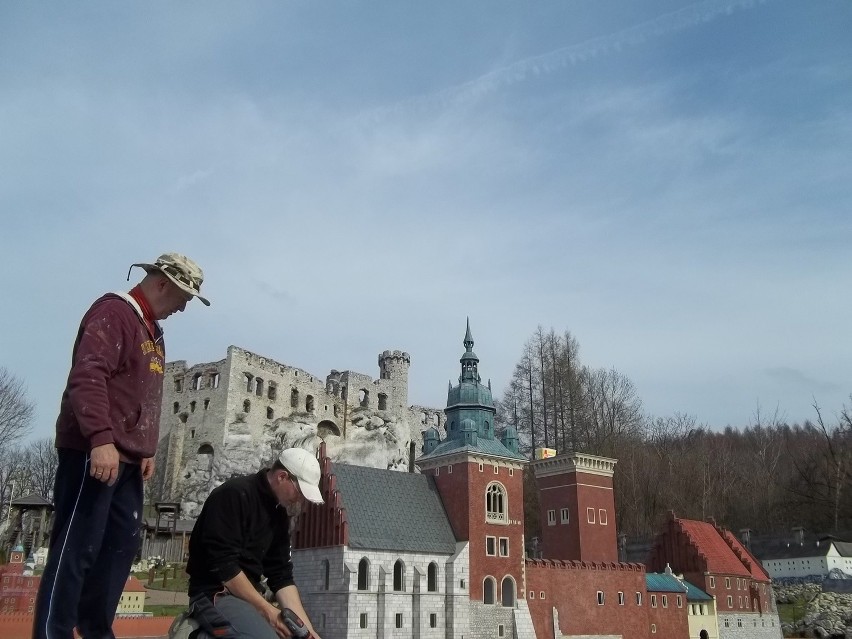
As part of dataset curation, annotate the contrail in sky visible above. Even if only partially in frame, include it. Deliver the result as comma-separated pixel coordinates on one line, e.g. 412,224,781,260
373,0,772,117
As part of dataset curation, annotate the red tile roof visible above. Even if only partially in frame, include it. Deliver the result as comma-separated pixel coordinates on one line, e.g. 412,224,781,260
678,519,752,577
124,576,147,592
720,529,771,581
0,614,175,639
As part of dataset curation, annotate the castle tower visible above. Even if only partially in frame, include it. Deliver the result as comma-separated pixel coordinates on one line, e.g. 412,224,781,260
417,321,527,607
532,452,618,562
377,349,410,414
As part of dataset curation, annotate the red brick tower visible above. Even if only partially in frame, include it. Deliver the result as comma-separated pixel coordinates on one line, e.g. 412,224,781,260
533,453,619,562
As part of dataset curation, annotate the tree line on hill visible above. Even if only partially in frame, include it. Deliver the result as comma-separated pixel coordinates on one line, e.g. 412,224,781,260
496,328,852,541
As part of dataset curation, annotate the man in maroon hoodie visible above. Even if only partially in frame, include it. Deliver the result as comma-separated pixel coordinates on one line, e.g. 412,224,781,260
33,253,210,639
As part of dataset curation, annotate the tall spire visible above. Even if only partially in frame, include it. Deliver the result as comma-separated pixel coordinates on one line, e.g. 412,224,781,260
460,318,480,383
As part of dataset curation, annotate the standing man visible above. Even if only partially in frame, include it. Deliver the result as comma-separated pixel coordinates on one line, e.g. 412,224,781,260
186,447,324,639
33,253,210,639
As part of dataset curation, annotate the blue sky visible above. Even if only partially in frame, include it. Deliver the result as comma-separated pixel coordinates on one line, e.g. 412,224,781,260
2,0,851,442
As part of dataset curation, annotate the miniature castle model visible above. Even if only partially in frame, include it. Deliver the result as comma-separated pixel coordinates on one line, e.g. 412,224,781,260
287,323,783,639
152,345,446,513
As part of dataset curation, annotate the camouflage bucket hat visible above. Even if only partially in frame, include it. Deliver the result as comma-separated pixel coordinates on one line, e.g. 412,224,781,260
128,253,211,306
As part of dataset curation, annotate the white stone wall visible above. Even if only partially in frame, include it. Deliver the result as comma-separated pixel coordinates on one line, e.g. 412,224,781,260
762,543,852,579
292,545,465,639
153,345,438,509
718,613,783,639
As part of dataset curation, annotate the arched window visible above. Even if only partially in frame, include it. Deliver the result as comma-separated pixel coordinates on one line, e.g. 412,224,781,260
196,444,214,473
243,399,251,413
501,576,515,607
486,483,507,523
359,389,369,407
322,559,330,590
393,559,405,592
483,577,496,604
427,562,438,592
357,558,369,591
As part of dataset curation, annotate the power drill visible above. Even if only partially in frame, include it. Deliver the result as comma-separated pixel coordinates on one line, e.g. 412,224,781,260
280,608,312,638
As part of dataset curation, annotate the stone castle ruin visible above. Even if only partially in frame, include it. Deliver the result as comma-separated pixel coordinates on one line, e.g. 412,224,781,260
151,345,446,515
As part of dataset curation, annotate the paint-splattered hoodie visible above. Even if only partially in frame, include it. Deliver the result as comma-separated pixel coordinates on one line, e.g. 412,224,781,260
55,293,165,463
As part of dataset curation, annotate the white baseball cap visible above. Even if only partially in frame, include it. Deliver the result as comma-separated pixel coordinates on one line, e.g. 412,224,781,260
278,448,324,504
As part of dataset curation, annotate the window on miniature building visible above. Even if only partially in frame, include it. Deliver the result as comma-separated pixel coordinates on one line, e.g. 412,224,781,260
378,393,387,410
267,407,274,420
709,577,715,588
498,624,505,637
255,378,264,397
651,624,657,634
587,507,595,524
540,591,545,600
636,592,643,606
529,591,535,599
333,405,339,417
499,538,509,557
193,373,203,390
493,465,499,474
597,591,605,605
359,613,368,629
395,613,402,628
725,577,731,589
737,619,743,628
727,595,733,607
210,372,220,389
357,558,369,590
190,429,195,439
291,388,299,408
436,467,440,476
359,389,369,407
420,412,427,424
427,562,438,592
486,483,507,523
599,509,607,525
677,595,682,607
448,465,453,474
560,508,569,524
174,377,183,392
547,510,556,526
478,463,483,472
429,613,437,628
650,595,657,607
306,396,315,413
393,560,405,591
268,382,277,400
244,373,253,392
204,398,209,410
180,412,188,424
618,592,625,605
486,536,496,556
190,401,196,413
243,399,250,413
501,577,515,607
662,595,668,608
173,402,179,414
483,577,496,604
509,468,514,476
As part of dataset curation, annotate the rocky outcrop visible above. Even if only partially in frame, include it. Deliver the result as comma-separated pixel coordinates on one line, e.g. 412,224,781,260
776,583,852,638
177,409,412,518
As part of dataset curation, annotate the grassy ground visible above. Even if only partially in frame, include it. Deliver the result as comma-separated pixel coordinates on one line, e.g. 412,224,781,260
133,569,189,592
146,604,186,617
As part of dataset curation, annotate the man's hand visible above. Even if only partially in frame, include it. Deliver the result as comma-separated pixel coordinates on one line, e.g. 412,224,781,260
90,443,120,486
141,457,155,481
259,603,294,638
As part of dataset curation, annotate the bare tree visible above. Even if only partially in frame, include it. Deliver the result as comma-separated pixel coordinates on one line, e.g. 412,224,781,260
0,368,35,450
21,438,58,499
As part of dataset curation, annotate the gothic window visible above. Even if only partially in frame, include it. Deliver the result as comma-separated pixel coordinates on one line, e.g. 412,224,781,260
393,560,405,591
501,577,515,607
427,562,438,592
486,482,507,523
357,558,369,591
378,393,387,410
255,378,264,397
244,373,253,393
359,389,369,407
483,577,496,604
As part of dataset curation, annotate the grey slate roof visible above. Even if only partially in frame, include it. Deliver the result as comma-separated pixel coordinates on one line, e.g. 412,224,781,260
418,437,527,462
11,493,53,508
331,463,458,555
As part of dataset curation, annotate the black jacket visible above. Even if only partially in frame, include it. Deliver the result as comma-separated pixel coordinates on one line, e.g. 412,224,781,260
187,470,294,598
